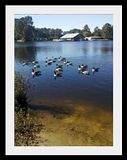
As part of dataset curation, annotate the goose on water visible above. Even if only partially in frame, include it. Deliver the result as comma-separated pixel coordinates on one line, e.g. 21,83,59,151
60,57,66,61
64,60,68,64
33,64,40,68
56,64,63,68
54,70,62,77
78,65,81,71
78,65,87,72
32,60,38,65
55,67,63,72
80,64,88,68
51,56,57,62
45,60,52,65
66,61,72,66
32,69,41,76
81,64,84,68
92,67,99,73
22,62,26,66
58,56,63,61
22,61,29,66
82,70,90,75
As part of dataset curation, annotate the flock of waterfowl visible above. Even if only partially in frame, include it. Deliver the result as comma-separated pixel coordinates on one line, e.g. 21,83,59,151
22,56,99,78
78,64,99,75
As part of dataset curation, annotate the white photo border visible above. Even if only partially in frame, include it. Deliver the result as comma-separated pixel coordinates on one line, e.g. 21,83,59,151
6,5,122,155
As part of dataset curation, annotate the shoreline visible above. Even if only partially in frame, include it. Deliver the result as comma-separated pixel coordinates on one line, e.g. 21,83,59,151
28,102,113,146
15,39,113,43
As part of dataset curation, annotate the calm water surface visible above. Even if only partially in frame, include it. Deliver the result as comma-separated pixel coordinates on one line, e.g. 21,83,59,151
15,41,113,110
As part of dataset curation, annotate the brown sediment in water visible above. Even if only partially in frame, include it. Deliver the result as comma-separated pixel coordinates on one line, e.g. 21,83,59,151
29,100,113,146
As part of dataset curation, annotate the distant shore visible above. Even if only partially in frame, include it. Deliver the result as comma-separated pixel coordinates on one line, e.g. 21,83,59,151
15,39,112,43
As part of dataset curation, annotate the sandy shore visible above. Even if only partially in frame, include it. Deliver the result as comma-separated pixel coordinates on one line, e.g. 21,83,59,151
29,100,113,146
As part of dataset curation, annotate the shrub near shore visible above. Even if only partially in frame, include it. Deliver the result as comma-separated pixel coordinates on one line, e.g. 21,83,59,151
15,72,43,146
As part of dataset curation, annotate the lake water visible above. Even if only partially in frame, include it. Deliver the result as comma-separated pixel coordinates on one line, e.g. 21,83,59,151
15,41,113,110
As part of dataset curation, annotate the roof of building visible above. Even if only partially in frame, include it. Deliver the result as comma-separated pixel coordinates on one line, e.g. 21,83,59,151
60,33,79,39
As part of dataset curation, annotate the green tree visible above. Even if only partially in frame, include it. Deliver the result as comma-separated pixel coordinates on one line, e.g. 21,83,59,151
101,23,113,39
93,27,101,37
15,16,34,41
69,28,82,33
15,19,23,40
33,28,62,40
15,72,28,110
82,25,91,37
54,28,63,38
15,72,43,146
63,29,82,36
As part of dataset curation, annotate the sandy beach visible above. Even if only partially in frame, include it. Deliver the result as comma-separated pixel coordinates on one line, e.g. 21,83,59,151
29,100,113,146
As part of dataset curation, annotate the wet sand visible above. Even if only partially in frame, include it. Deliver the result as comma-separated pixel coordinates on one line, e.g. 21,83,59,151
29,100,113,146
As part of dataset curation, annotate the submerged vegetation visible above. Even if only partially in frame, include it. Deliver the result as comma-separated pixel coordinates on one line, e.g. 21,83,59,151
14,72,113,146
15,72,43,146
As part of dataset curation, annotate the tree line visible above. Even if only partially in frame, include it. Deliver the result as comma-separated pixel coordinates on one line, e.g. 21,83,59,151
15,16,113,42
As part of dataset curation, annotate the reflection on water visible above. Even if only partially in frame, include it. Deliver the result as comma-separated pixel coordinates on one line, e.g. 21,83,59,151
15,41,113,111
15,47,37,63
101,47,113,53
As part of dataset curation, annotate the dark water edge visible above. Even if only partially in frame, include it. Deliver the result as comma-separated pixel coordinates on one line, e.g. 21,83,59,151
28,97,113,112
